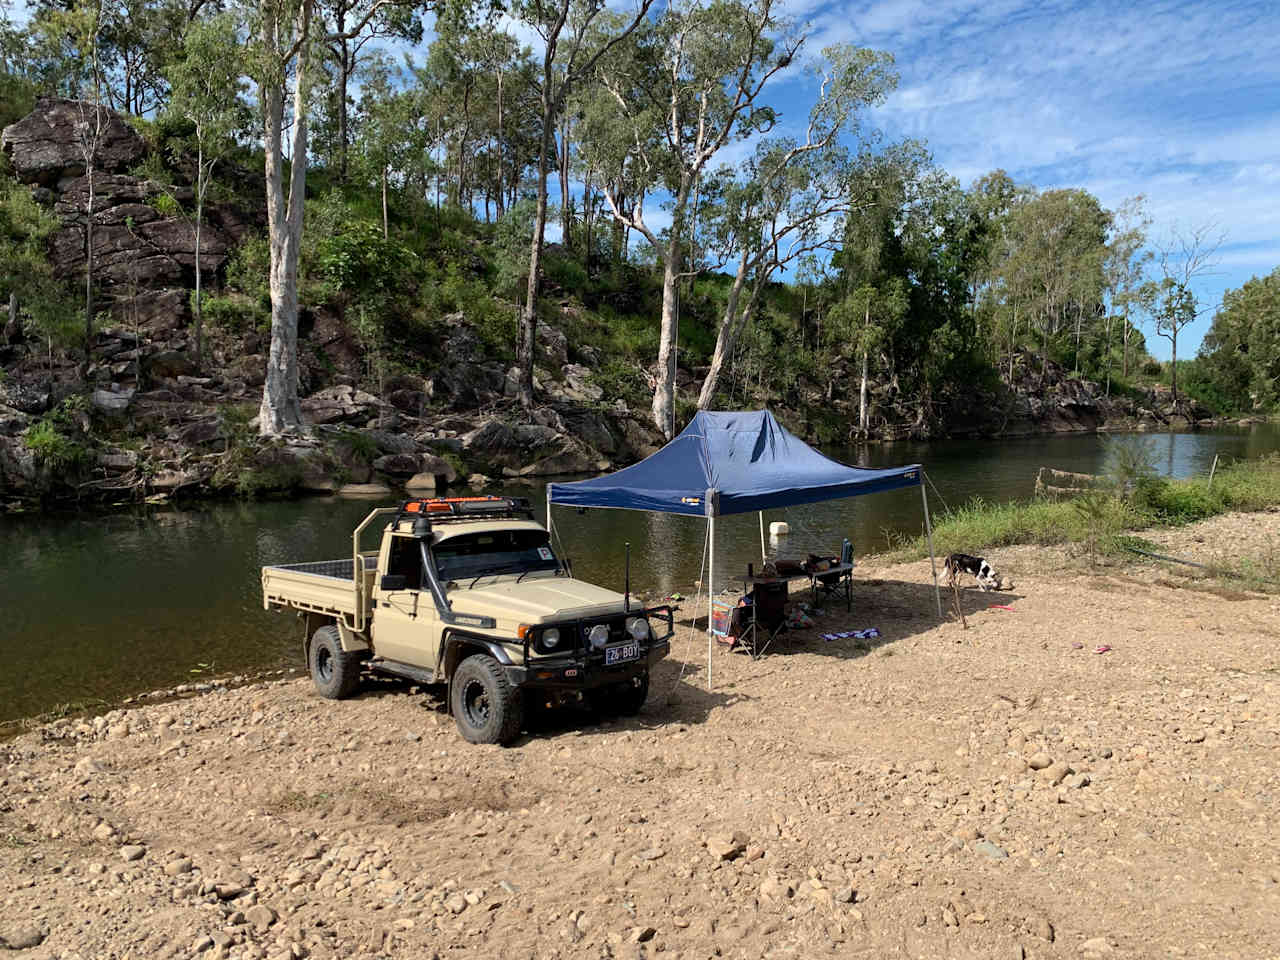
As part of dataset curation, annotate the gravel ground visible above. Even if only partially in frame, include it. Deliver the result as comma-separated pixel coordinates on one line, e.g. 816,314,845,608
3,511,1279,960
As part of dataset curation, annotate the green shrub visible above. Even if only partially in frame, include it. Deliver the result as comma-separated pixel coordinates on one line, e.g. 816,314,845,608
148,192,182,218
24,419,89,472
1133,477,1222,524
590,359,649,409
335,428,379,464
225,233,272,311
472,299,518,359
200,292,268,333
543,253,589,295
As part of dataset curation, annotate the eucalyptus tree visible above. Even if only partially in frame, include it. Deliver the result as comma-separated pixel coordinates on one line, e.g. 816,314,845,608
1002,188,1109,379
580,0,805,436
691,45,899,411
1102,195,1151,391
250,0,421,435
165,11,247,368
40,0,111,365
318,0,427,183
824,147,923,433
1200,267,1280,411
1154,224,1223,406
512,0,656,412
353,54,407,237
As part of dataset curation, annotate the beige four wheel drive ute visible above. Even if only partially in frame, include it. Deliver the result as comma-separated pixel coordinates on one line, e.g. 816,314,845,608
261,496,673,745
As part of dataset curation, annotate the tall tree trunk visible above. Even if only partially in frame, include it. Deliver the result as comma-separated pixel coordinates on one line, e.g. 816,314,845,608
336,24,349,183
1103,309,1114,396
1170,334,1178,407
651,231,682,437
696,251,748,409
858,303,870,437
84,167,94,368
194,148,204,369
381,164,388,239
582,174,593,269
1122,307,1130,379
494,70,504,218
518,88,555,411
259,0,311,436
558,114,571,252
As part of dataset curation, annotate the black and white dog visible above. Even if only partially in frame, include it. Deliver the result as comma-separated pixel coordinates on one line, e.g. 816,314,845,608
943,553,1007,592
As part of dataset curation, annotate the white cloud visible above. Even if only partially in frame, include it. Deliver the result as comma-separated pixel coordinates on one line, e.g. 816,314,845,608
802,0,1280,357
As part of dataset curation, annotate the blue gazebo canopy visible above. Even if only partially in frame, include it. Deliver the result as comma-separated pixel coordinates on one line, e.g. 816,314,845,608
547,410,921,517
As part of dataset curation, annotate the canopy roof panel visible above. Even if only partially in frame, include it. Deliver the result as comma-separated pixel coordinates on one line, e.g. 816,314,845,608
548,410,921,517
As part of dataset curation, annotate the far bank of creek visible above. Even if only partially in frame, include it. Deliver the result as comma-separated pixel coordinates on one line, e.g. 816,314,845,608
3,423,1278,725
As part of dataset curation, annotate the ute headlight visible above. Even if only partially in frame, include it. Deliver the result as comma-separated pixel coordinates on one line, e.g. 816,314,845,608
625,617,651,641
588,624,610,649
541,627,561,650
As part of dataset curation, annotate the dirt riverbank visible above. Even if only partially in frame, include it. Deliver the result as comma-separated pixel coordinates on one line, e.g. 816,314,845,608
3,512,1279,959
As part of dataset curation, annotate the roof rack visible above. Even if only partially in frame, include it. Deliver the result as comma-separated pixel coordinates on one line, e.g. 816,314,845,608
395,495,536,527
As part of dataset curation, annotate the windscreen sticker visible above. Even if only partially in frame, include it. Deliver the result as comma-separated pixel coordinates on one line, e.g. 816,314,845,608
537,546,555,560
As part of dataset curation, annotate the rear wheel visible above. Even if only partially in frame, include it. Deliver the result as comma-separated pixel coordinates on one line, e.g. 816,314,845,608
450,655,524,745
309,625,363,699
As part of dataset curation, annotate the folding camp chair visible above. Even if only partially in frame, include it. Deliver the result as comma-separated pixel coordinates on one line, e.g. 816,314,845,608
710,592,740,649
732,577,788,659
809,538,854,611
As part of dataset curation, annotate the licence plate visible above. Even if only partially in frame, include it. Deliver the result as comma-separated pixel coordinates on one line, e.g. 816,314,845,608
605,643,640,665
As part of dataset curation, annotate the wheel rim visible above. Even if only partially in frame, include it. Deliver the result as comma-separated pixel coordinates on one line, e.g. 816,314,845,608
316,645,333,683
461,677,491,728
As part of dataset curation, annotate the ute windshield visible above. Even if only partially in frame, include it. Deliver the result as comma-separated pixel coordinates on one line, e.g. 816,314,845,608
434,529,560,584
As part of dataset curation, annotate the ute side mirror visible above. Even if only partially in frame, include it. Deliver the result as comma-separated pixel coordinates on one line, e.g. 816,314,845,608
380,574,408,592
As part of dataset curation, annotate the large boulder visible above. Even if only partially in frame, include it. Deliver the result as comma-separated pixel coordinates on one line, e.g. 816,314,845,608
0,434,38,493
1,98,146,186
461,418,518,457
111,288,191,334
0,404,30,436
538,324,569,368
0,382,50,415
50,174,233,287
372,453,419,476
300,385,382,425
561,408,617,454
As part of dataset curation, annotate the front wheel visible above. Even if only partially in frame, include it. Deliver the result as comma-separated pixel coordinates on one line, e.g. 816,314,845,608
615,672,650,716
450,655,524,745
309,625,363,699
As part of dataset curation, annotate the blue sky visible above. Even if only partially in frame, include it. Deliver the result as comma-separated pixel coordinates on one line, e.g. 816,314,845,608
794,0,1280,359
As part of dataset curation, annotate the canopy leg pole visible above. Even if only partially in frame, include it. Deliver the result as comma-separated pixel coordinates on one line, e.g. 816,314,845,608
707,514,715,691
921,474,942,618
545,485,553,540
758,511,766,562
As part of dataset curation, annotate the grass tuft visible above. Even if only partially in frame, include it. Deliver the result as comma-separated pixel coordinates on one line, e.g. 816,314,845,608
901,454,1280,562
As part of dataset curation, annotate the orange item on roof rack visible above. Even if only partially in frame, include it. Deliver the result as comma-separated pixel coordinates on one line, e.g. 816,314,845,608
403,496,507,514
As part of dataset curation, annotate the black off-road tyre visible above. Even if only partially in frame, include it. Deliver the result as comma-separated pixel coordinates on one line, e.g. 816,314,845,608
615,672,650,716
450,655,524,745
309,625,363,700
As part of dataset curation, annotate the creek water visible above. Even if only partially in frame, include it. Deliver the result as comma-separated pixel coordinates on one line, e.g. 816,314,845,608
3,423,1277,724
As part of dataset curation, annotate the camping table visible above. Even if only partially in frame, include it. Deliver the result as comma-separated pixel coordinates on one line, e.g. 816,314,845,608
806,562,855,611
743,563,855,612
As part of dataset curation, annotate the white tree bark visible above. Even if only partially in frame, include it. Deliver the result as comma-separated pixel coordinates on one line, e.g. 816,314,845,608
696,251,749,410
651,233,682,434
259,0,312,435
858,304,869,436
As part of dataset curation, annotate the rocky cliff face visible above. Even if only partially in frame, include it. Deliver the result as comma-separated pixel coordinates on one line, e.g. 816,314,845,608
0,99,665,504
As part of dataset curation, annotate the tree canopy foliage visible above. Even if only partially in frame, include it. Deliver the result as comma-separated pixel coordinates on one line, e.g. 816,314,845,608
0,0,1272,438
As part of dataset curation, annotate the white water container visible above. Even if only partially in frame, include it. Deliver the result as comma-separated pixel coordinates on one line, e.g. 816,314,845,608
769,521,790,537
